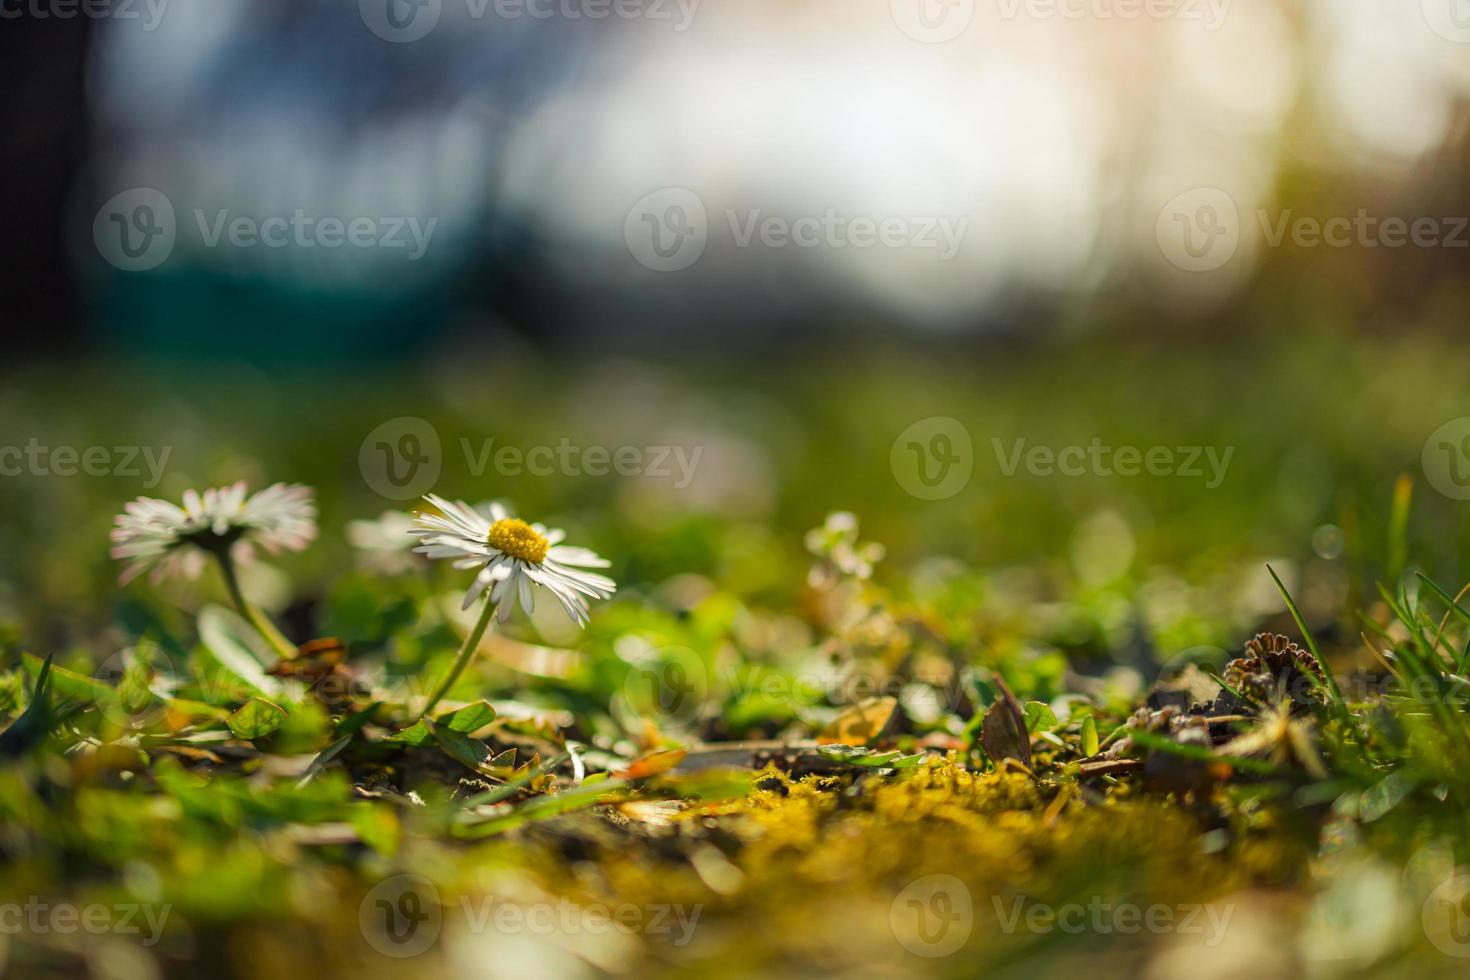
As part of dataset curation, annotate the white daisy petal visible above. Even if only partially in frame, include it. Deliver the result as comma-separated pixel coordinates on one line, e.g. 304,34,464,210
518,572,534,614
111,482,317,585
409,496,616,628
539,560,617,597
462,565,497,610
546,546,612,568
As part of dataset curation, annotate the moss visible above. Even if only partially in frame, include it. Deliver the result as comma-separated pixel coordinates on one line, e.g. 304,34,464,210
489,760,1313,974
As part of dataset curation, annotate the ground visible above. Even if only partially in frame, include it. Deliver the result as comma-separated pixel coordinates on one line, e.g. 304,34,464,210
3,336,1470,978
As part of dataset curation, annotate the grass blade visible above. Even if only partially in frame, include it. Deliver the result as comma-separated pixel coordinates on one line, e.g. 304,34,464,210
1267,564,1345,710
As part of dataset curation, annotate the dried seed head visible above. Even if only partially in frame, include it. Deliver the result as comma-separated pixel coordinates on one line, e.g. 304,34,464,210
1223,633,1323,706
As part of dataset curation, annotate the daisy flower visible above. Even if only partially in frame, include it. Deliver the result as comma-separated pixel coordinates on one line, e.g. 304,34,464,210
111,481,317,585
111,482,315,661
346,509,420,574
410,495,616,626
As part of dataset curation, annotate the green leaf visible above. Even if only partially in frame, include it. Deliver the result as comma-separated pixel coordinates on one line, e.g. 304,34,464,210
815,743,872,761
812,744,926,769
197,605,282,698
296,734,354,788
348,805,401,856
227,698,287,739
429,721,495,774
0,654,61,757
1022,701,1059,733
22,653,110,702
386,719,434,747
115,655,156,715
436,701,496,734
1081,715,1099,757
817,744,898,766
457,780,627,838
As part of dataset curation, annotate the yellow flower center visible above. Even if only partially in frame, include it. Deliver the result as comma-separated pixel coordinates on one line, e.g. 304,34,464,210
488,518,549,563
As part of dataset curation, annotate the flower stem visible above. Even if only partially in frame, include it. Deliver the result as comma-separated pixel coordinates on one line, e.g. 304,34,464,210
212,551,297,661
418,598,497,720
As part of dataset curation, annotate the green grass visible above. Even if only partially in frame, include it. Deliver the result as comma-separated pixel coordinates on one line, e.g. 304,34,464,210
5,334,1470,976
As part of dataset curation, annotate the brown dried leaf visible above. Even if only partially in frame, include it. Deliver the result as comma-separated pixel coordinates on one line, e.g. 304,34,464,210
818,696,897,746
980,690,1031,767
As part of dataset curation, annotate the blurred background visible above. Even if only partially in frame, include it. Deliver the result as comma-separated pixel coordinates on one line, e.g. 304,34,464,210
5,0,1468,353
4,0,1470,651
